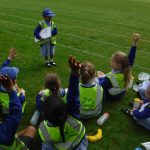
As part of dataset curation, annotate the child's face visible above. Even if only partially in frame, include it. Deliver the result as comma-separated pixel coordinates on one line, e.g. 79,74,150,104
44,16,52,22
110,58,121,71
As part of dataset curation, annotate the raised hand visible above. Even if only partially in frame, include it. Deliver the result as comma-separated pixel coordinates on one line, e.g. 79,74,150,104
68,56,81,74
132,33,140,46
8,48,17,60
0,75,15,92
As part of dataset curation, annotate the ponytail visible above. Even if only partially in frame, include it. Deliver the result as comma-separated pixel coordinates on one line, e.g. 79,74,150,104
112,52,132,89
59,121,65,142
122,65,132,89
42,96,67,142
81,70,90,84
80,61,96,84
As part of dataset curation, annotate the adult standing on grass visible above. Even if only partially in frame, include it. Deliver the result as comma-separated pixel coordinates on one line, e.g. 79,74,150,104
34,8,57,68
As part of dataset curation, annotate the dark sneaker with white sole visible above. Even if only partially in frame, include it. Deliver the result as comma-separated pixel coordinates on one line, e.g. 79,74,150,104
50,62,56,66
122,108,132,116
45,62,51,68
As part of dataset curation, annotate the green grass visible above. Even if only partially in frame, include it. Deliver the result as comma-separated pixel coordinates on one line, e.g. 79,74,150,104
0,0,150,149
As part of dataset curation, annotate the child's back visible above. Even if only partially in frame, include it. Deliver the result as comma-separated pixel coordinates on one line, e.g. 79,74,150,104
79,61,103,118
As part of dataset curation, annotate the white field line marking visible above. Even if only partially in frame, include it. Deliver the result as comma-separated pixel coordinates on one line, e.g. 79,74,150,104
0,1,150,31
0,4,150,41
0,18,150,57
0,10,150,48
0,28,149,71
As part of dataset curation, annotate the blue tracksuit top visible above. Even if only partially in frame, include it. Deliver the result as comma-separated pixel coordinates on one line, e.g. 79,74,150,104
0,91,22,145
0,59,11,93
66,73,80,119
133,102,150,119
0,59,11,70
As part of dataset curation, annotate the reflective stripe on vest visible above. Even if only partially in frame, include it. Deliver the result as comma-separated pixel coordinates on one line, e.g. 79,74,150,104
106,72,125,95
0,135,29,150
39,116,85,150
39,20,56,45
0,92,25,114
79,84,103,117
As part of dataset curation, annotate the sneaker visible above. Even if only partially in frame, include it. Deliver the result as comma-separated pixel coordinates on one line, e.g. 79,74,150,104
45,62,51,68
122,108,132,116
50,61,56,66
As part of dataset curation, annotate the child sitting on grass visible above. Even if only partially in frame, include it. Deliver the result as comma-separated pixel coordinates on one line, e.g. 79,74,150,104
97,33,140,100
38,56,88,150
30,73,65,125
79,61,103,118
123,86,150,130
0,48,26,116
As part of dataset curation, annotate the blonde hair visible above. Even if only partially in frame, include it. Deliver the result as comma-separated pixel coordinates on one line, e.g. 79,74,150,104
112,51,132,89
80,61,96,84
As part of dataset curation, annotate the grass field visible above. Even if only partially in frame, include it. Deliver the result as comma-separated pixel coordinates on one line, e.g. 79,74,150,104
0,0,150,149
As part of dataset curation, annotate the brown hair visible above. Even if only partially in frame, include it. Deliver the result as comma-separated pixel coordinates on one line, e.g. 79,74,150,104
45,73,61,95
80,61,96,84
112,51,132,89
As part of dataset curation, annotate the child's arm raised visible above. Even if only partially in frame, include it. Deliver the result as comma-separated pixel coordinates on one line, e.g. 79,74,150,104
128,33,140,66
0,48,17,70
0,75,22,145
66,56,81,119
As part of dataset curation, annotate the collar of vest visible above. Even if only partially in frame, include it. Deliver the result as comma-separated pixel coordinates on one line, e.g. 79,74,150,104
80,82,96,88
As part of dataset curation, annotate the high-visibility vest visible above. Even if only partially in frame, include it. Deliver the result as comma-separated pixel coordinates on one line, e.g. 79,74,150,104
40,89,51,101
79,84,103,118
0,92,26,114
39,20,57,45
0,135,29,150
106,72,125,95
39,115,85,150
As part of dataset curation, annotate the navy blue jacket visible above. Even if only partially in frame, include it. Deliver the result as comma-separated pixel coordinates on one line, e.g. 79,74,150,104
0,91,22,145
133,102,150,119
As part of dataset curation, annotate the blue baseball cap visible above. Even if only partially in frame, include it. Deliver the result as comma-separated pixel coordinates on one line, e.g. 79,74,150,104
42,8,56,17
0,67,19,80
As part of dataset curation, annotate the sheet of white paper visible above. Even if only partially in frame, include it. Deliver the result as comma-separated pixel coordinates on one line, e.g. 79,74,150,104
35,26,51,43
141,142,150,150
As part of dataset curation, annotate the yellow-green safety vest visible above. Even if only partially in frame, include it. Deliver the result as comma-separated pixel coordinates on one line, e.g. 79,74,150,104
79,84,103,118
40,89,51,101
0,92,26,114
106,72,125,95
0,135,29,150
39,20,57,45
39,115,85,150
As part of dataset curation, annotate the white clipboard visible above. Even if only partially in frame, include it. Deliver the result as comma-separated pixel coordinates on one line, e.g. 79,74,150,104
35,26,51,42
